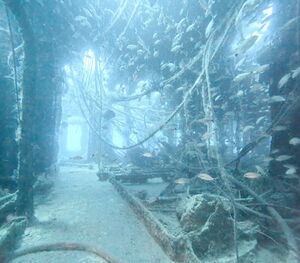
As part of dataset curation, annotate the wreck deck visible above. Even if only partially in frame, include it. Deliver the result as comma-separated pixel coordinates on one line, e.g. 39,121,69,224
11,164,173,263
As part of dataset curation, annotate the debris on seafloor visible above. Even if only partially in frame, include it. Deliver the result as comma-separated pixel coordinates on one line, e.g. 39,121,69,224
97,170,110,181
177,193,259,262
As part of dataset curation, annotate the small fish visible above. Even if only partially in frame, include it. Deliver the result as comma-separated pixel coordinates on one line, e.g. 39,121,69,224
137,49,144,56
256,116,265,125
269,95,285,103
175,178,190,185
250,83,264,92
127,44,138,50
233,72,252,82
75,15,87,22
292,66,300,79
243,125,255,133
236,90,244,97
271,149,280,154
176,18,186,32
272,125,287,131
173,32,183,45
154,39,161,45
244,172,260,179
161,63,176,72
214,95,222,101
280,16,300,32
235,35,258,53
196,173,215,181
176,86,186,92
275,155,292,162
186,23,196,32
171,45,182,53
278,73,291,89
142,152,153,158
264,157,274,163
235,57,246,70
284,164,297,171
197,143,206,148
224,111,234,117
289,137,300,146
103,109,116,120
253,64,269,74
205,19,214,38
284,164,297,175
286,168,297,175
164,84,173,90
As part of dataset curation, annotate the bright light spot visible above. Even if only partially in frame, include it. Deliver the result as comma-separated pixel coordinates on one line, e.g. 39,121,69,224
151,91,161,105
66,124,82,152
260,5,273,33
234,5,273,48
83,49,96,71
112,129,125,146
263,6,273,17
64,64,71,73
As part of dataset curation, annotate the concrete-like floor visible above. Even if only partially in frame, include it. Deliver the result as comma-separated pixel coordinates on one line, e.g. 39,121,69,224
13,165,173,263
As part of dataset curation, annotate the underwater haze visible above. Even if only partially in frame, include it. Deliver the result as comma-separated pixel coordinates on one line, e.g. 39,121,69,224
0,0,300,262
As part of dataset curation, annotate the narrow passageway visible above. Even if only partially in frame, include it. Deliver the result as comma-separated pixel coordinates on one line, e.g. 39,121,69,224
13,164,173,263
1,1,300,262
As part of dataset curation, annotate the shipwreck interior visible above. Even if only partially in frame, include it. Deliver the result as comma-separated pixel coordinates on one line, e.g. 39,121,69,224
0,0,300,262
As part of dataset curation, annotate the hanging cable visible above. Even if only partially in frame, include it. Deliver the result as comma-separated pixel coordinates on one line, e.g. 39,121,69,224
5,6,20,123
